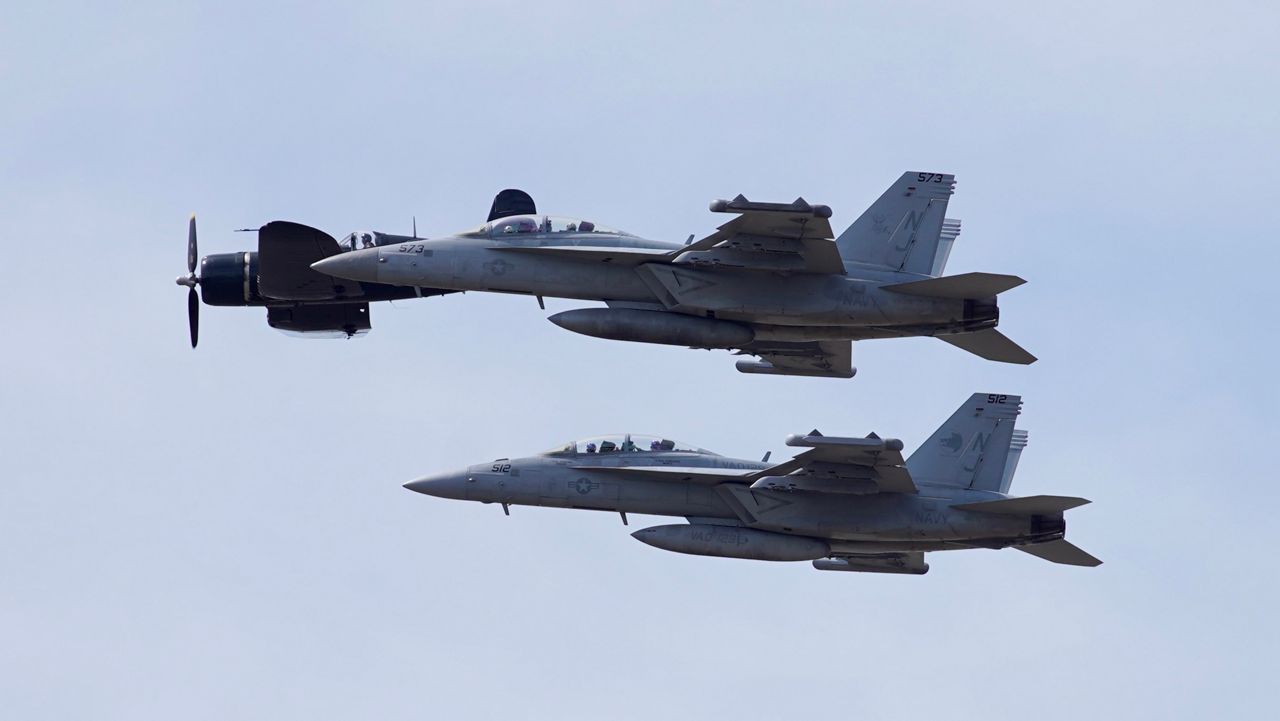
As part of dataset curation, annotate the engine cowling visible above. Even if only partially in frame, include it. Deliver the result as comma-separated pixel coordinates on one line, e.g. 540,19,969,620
199,252,262,306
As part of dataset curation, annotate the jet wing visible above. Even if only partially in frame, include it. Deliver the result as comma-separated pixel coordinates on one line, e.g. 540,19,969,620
488,196,843,274
745,432,916,494
734,340,855,379
673,195,844,274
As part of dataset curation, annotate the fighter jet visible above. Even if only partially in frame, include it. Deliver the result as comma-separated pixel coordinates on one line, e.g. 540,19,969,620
313,173,1034,378
405,393,1099,575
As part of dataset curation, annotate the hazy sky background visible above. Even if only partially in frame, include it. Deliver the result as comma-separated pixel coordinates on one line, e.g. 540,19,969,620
2,2,1277,719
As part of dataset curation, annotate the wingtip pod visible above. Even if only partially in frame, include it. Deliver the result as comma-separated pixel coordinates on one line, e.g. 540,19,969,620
709,195,832,218
784,433,904,452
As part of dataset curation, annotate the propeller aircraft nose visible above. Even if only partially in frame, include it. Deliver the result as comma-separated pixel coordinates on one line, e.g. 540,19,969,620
311,248,381,284
181,214,201,348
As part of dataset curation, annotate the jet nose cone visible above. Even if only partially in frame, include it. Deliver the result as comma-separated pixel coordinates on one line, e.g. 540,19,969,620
403,471,469,500
311,248,381,283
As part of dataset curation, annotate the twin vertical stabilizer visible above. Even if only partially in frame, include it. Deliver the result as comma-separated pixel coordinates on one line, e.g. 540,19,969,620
836,171,959,276
906,393,1024,491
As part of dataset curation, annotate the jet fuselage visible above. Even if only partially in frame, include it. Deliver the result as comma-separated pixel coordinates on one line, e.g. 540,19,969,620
409,450,1047,553
320,236,979,333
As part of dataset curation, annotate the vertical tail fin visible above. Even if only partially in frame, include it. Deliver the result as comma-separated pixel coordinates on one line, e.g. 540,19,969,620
907,393,1024,492
835,172,956,276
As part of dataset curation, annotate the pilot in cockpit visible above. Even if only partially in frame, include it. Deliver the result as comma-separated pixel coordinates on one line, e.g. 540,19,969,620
501,217,540,234
585,442,597,454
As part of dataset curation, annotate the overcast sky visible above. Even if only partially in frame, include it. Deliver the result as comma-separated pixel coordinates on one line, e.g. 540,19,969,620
2,2,1277,719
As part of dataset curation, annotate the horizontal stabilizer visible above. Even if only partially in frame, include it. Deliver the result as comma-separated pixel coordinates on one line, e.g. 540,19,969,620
937,329,1037,365
1016,540,1102,567
952,495,1091,516
881,272,1025,299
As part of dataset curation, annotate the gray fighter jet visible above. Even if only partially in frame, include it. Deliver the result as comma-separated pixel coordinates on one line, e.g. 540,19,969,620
405,393,1098,574
313,173,1034,378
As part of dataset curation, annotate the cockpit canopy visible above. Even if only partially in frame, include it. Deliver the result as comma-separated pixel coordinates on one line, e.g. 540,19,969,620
460,215,635,239
338,231,398,252
542,434,717,456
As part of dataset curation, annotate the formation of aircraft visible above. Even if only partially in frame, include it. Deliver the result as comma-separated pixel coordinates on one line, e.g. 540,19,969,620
178,172,1095,574
181,172,1033,378
405,393,1099,574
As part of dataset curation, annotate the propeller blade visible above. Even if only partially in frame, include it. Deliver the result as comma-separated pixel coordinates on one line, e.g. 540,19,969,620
188,287,199,348
188,214,198,273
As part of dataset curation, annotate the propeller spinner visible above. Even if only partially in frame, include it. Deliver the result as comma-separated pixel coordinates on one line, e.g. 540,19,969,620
176,215,200,347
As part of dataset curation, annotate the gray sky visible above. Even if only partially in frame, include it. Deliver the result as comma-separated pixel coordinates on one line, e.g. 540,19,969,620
2,2,1277,718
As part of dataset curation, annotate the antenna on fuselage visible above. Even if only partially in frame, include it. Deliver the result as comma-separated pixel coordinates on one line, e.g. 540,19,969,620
412,216,418,239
